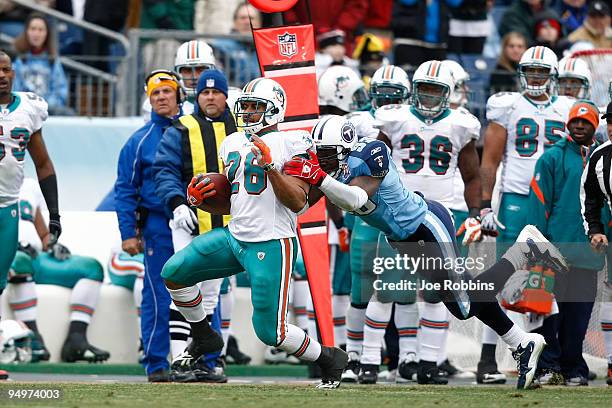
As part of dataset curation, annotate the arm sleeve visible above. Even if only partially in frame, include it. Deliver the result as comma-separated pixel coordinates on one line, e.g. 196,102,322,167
581,152,606,235
153,127,187,213
336,0,369,33
114,133,142,241
319,176,369,212
527,154,554,238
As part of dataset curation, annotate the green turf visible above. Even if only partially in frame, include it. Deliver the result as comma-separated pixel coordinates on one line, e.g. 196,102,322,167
0,363,307,377
0,383,610,408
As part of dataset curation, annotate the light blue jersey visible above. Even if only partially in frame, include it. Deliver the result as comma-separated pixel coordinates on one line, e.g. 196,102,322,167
340,140,427,241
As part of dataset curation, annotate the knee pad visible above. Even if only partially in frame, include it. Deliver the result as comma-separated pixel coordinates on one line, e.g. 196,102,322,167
82,257,104,282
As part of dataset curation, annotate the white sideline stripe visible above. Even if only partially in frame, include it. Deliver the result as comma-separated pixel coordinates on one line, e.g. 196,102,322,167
299,226,327,236
265,66,316,78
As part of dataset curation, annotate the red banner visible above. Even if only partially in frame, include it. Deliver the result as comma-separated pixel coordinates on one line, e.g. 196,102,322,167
253,24,333,346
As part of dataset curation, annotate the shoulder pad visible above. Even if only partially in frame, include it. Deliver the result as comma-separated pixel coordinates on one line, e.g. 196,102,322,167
374,104,410,123
486,92,520,110
352,140,389,178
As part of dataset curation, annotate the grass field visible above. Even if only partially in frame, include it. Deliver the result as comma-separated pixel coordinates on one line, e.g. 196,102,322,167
0,383,610,408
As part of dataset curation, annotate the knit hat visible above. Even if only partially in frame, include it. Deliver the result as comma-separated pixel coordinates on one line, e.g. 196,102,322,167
567,101,600,130
146,71,178,97
196,69,228,98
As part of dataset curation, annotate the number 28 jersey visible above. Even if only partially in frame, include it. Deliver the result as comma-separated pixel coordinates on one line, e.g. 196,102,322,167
219,130,313,242
486,92,573,195
375,104,480,207
0,92,48,208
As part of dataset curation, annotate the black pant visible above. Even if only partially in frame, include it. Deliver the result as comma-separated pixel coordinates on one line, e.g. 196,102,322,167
533,267,598,378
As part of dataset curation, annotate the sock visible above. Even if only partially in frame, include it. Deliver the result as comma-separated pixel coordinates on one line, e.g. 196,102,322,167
167,285,206,323
220,291,234,356
332,294,349,346
480,323,499,363
418,302,449,363
292,279,309,331
200,278,222,316
437,310,451,365
8,281,37,322
346,303,366,356
361,300,393,365
394,302,418,361
277,324,322,361
600,301,612,364
169,307,190,359
70,279,101,324
480,343,497,364
68,320,88,338
306,293,318,340
500,324,526,349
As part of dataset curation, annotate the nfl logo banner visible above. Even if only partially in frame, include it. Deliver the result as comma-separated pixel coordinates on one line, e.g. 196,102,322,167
253,24,333,347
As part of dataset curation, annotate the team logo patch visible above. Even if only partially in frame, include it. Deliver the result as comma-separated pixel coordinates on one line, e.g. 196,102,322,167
257,252,266,260
578,107,588,116
273,85,285,105
278,32,297,58
206,78,215,88
341,122,356,144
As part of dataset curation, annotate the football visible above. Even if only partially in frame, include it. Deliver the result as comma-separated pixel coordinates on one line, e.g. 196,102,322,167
197,172,231,215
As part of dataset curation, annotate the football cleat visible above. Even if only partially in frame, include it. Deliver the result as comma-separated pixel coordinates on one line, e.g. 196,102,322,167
225,335,251,365
512,333,546,389
61,333,110,363
173,330,224,369
31,332,50,362
516,225,568,273
147,368,170,383
397,352,418,383
315,346,349,389
378,368,397,382
264,346,300,365
358,364,379,385
565,376,588,386
417,361,448,385
476,361,507,384
536,369,564,385
341,352,360,383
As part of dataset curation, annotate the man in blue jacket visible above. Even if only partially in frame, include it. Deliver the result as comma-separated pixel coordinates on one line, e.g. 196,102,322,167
114,70,183,382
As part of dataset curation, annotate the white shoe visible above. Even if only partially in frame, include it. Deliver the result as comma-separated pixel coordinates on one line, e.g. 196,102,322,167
264,347,288,364
341,352,360,382
512,333,546,390
378,368,397,382
506,225,568,272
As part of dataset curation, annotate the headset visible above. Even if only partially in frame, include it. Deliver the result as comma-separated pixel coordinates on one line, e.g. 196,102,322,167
144,69,187,104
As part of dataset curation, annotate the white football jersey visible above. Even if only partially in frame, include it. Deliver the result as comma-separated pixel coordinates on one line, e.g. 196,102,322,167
219,129,313,242
17,178,46,252
0,92,48,208
376,104,480,207
344,111,379,141
487,93,573,195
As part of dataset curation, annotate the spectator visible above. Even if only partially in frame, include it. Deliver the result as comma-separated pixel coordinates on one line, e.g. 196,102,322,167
499,0,553,44
12,12,71,115
568,0,612,49
558,0,588,35
0,0,54,38
140,0,195,30
488,31,527,95
448,0,491,55
83,0,129,72
210,3,261,87
362,0,393,39
391,0,463,69
533,11,567,58
528,101,603,386
283,0,369,55
315,29,360,78
353,33,388,83
194,0,239,35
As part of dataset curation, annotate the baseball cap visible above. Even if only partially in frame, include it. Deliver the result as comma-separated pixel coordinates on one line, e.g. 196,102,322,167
588,0,610,17
602,102,612,120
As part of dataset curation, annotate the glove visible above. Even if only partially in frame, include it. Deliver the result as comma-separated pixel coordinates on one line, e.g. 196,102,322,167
456,217,482,246
283,150,328,186
251,135,274,171
48,212,61,246
338,227,350,252
50,242,71,261
173,204,198,233
480,208,505,237
187,174,216,207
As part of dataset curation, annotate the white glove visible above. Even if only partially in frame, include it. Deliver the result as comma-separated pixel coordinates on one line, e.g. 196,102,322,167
173,204,198,233
480,208,506,237
457,217,482,246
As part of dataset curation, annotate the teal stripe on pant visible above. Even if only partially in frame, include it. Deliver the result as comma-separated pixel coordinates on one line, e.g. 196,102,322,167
0,203,19,292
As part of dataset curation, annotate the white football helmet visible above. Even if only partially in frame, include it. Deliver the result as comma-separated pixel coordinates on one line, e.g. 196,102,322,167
442,60,470,108
318,66,370,113
0,320,33,364
411,60,454,118
234,78,286,134
311,115,357,178
518,46,558,97
174,40,217,97
557,57,591,99
369,65,411,109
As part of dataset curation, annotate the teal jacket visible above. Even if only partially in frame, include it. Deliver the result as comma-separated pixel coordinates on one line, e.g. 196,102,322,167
528,136,607,270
